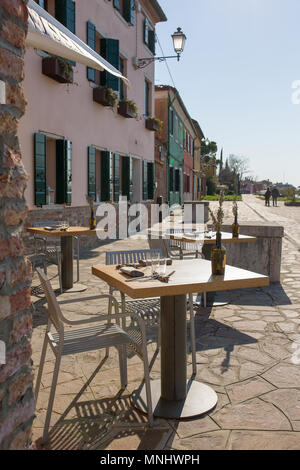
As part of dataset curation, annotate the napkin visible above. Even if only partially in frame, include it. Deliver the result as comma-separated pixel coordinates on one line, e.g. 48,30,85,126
120,266,145,278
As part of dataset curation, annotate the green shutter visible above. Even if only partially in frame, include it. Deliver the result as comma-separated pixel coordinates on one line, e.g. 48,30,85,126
34,133,47,207
109,153,113,201
169,167,174,192
101,151,111,201
100,39,120,92
121,156,132,201
113,0,121,11
113,154,120,202
147,162,154,200
149,29,155,54
56,139,72,204
55,0,76,34
144,17,149,45
88,146,96,201
143,161,148,200
123,0,135,25
87,21,96,82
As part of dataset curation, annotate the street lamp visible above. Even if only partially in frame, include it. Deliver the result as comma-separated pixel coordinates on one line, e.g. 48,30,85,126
136,27,187,68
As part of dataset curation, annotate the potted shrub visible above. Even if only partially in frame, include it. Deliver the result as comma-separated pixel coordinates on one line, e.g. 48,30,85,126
145,116,163,132
118,99,138,118
93,86,118,107
42,56,74,84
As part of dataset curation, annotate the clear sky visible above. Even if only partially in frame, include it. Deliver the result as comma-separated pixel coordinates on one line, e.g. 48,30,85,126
155,0,300,186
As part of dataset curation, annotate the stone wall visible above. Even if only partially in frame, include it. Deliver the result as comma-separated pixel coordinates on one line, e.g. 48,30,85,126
0,0,34,450
23,201,155,254
216,221,284,283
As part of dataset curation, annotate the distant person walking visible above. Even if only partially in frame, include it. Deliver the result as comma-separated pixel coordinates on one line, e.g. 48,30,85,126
272,187,280,207
265,187,271,206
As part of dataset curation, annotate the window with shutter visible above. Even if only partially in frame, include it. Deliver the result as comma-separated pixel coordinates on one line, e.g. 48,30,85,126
113,0,121,11
113,154,120,202
175,169,180,192
148,29,155,54
88,146,96,201
121,156,132,201
56,139,72,204
100,38,120,92
169,167,174,192
87,21,96,82
144,17,149,45
34,133,47,207
147,162,154,200
101,151,111,201
55,0,76,34
143,161,148,200
123,0,135,25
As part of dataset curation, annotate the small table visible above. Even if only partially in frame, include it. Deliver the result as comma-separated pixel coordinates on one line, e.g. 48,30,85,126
92,259,269,419
27,226,97,292
150,230,257,307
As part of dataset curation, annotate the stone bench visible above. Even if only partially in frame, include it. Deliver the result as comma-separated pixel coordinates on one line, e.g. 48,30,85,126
210,221,284,283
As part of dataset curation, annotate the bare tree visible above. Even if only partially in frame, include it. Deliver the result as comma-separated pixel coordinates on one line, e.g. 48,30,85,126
228,155,250,180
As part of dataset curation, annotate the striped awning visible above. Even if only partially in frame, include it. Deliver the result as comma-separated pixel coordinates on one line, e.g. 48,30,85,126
26,0,129,86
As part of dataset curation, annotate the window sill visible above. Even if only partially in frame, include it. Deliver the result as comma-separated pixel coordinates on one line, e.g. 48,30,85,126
114,9,131,27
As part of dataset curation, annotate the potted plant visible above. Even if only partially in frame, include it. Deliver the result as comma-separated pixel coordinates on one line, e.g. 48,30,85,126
232,195,240,238
42,56,74,84
208,191,226,275
93,86,118,108
118,99,138,118
145,116,163,132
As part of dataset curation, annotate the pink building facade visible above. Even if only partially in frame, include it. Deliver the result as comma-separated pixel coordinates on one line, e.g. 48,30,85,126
19,0,166,211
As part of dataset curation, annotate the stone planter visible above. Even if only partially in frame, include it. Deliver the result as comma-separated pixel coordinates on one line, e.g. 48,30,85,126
145,118,160,131
118,101,136,118
93,87,111,107
42,56,73,84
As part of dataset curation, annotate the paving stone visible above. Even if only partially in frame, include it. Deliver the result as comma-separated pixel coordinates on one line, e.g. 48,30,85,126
229,430,300,450
168,415,219,439
213,398,291,430
226,377,275,403
262,363,300,388
173,430,230,450
262,389,300,421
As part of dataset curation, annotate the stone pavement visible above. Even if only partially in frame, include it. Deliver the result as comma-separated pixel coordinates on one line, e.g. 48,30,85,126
30,195,300,450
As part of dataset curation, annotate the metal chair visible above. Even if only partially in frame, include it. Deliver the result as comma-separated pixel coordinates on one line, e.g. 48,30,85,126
105,249,197,374
32,221,80,286
35,268,153,443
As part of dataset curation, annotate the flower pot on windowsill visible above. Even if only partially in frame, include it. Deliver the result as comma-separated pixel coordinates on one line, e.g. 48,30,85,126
145,118,161,132
118,101,137,118
93,87,118,107
42,56,74,84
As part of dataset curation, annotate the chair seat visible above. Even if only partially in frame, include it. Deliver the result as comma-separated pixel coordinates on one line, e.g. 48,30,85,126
120,298,160,327
49,323,142,356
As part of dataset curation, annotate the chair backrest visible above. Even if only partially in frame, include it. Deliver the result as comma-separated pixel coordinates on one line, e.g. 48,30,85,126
36,268,64,333
147,238,169,258
33,221,63,227
105,248,162,265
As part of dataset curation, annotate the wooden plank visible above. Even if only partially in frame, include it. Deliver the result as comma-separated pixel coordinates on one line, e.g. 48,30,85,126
92,259,269,299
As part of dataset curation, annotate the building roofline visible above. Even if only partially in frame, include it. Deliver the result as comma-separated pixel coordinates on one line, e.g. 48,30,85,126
149,0,168,22
155,85,197,135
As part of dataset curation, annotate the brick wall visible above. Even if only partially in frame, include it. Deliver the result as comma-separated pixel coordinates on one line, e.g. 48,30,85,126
0,0,34,450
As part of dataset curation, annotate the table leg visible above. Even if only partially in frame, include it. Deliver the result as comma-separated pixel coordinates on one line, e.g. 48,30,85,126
131,294,217,419
61,237,73,290
61,237,87,293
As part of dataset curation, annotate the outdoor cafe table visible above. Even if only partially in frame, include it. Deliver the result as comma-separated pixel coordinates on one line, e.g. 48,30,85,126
27,226,97,292
92,258,269,419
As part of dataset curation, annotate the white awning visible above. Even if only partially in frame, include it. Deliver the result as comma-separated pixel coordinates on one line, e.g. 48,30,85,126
26,0,129,87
